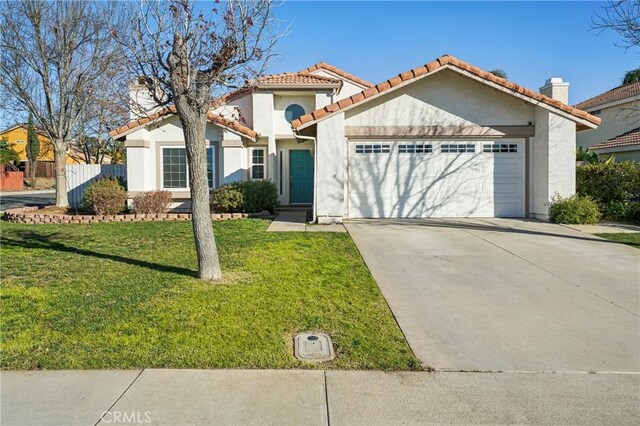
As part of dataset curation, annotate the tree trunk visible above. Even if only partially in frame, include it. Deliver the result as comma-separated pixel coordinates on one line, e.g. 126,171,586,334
180,111,222,281
29,160,37,188
53,142,69,207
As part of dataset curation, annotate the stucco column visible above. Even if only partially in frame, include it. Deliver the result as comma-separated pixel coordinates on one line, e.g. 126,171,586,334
315,113,346,223
124,139,153,195
531,108,576,219
252,92,275,181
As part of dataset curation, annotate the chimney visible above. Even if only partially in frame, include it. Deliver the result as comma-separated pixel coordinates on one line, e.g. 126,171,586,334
539,77,569,105
129,77,165,119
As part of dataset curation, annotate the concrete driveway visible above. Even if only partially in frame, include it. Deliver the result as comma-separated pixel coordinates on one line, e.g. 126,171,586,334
345,218,640,373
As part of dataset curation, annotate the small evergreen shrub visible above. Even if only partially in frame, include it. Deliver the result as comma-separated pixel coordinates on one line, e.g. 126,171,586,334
210,184,245,213
82,177,127,215
210,180,279,213
132,190,172,214
549,195,601,225
237,180,279,213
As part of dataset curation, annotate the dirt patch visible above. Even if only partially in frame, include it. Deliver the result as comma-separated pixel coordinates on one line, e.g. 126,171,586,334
32,206,82,215
25,178,56,190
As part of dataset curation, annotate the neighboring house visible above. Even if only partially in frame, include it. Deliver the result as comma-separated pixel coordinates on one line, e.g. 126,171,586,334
575,82,640,161
0,123,80,176
110,54,599,222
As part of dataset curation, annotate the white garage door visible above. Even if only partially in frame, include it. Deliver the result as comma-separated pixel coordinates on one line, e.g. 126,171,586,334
347,140,525,218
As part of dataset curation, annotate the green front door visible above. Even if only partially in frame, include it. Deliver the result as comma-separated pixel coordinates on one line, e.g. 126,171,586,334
289,150,314,204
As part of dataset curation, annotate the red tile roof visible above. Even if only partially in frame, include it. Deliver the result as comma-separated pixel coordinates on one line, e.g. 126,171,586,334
211,71,344,106
575,82,640,111
206,111,258,140
590,127,640,151
299,62,374,88
256,72,342,87
108,105,258,141
292,54,601,131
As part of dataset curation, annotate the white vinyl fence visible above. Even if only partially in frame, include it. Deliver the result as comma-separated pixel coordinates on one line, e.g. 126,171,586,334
66,164,127,207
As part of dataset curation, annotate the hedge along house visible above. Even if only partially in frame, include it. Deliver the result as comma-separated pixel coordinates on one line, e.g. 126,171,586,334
110,54,600,222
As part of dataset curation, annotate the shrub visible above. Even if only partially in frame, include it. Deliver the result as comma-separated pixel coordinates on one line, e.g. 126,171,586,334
549,194,601,225
82,177,127,215
210,180,279,213
601,201,631,222
576,161,640,205
627,202,640,223
132,190,172,214
210,184,245,213
576,161,640,222
237,180,279,213
575,146,598,164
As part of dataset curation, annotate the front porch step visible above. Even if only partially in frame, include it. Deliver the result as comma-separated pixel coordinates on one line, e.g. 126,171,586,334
275,206,312,213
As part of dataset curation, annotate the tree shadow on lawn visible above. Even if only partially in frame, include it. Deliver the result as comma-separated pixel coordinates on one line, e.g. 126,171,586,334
1,231,198,278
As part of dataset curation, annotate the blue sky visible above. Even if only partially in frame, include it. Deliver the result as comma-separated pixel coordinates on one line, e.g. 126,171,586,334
268,1,639,104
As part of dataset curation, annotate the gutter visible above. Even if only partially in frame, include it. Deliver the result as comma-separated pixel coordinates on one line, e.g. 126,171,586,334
293,132,317,224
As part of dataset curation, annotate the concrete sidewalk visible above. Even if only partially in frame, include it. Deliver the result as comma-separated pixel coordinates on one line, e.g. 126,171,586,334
267,211,346,232
562,222,640,234
2,369,638,425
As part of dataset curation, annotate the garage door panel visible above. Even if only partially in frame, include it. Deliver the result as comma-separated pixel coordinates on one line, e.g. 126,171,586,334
347,140,525,218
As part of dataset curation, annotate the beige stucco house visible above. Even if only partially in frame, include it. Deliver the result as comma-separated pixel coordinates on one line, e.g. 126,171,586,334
110,54,600,222
575,82,640,161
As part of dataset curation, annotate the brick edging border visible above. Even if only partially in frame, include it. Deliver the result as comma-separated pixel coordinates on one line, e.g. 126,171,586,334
2,205,271,224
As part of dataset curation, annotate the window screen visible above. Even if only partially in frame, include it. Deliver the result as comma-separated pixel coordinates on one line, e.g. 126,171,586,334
252,148,265,179
163,148,187,188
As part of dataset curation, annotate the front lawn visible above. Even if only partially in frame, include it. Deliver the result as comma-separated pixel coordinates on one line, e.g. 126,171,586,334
0,219,418,370
594,232,640,249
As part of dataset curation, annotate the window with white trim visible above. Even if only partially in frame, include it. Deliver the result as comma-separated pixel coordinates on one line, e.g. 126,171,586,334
251,148,265,179
355,144,391,154
441,144,475,153
398,143,432,154
483,143,518,153
162,146,215,189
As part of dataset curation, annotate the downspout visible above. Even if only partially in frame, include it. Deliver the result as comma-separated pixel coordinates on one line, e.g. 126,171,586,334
293,132,317,223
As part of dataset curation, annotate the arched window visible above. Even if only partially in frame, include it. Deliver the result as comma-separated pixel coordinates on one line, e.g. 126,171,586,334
284,104,305,123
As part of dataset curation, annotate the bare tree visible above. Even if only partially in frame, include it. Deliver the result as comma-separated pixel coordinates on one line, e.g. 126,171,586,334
592,0,640,49
592,1,640,121
0,1,125,206
71,57,130,165
117,0,278,281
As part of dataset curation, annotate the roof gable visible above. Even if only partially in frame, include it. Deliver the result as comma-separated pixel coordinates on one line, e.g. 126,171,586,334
300,62,374,89
108,106,258,141
292,54,601,131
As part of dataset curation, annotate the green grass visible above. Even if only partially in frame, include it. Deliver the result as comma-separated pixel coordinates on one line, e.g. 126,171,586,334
0,219,418,370
594,233,640,249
